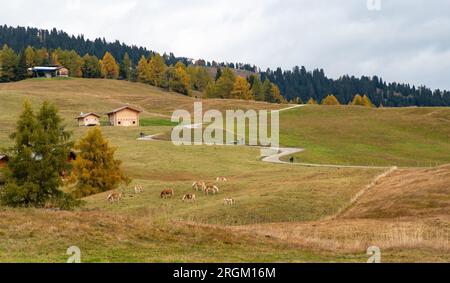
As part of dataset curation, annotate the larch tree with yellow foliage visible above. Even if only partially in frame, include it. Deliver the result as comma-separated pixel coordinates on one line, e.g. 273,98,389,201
231,77,253,100
68,127,130,198
362,95,375,107
307,98,318,105
148,53,167,87
352,94,364,106
321,95,341,105
101,52,119,79
136,55,149,83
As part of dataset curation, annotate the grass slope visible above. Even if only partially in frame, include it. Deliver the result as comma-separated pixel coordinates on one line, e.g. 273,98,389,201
0,78,449,262
280,105,450,167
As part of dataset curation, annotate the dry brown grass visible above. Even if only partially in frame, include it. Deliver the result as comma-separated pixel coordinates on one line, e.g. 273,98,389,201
343,164,450,219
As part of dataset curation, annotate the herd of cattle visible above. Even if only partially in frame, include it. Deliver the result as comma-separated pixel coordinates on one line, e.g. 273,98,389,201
106,177,235,206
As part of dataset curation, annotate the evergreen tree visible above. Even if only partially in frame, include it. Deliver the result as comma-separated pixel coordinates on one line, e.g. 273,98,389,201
0,44,18,82
215,67,222,81
120,52,132,81
82,54,102,78
16,50,29,81
249,75,264,101
68,127,130,198
0,101,75,208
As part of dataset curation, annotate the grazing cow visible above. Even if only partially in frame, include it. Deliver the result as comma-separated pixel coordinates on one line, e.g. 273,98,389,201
134,185,144,194
107,192,122,204
216,177,228,182
182,194,196,202
289,157,294,163
161,188,174,199
192,181,206,192
204,184,219,195
223,198,235,205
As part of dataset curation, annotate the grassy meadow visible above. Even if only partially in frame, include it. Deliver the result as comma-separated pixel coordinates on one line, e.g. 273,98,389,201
0,78,449,262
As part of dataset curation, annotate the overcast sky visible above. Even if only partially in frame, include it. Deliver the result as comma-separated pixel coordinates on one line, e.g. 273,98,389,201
1,0,450,89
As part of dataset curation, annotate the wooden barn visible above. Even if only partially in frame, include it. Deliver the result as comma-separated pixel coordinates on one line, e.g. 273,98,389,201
107,106,141,127
76,112,101,127
28,66,69,78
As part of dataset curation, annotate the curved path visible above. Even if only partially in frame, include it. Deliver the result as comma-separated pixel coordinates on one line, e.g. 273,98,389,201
139,104,391,170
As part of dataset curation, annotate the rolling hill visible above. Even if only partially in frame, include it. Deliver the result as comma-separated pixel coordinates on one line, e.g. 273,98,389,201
0,78,449,262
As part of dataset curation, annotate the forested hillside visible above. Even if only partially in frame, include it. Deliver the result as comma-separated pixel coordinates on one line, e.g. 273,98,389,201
1,24,450,107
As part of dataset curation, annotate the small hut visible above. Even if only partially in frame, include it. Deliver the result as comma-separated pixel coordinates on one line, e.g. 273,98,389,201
107,106,141,127
76,112,101,127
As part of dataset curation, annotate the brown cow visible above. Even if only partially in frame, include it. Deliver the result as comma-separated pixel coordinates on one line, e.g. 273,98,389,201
161,188,174,199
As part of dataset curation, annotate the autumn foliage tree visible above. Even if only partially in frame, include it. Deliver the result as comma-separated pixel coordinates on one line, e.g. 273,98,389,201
101,52,119,79
231,76,253,100
321,94,341,105
68,127,129,198
307,98,318,105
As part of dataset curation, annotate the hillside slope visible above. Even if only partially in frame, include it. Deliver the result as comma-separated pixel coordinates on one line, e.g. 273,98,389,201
232,165,450,262
280,105,450,166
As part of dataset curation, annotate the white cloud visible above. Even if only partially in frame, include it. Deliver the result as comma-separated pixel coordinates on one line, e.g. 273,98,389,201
0,0,450,89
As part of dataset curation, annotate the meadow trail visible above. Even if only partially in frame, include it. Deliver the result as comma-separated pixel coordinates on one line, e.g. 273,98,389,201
138,103,395,170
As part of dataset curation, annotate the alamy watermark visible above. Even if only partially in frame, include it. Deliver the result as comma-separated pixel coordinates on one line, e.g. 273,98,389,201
170,102,280,156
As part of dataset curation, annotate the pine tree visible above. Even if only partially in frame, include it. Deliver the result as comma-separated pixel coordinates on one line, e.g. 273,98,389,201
215,67,222,81
101,52,119,79
249,75,264,101
0,44,18,82
68,127,130,198
120,52,132,81
82,54,102,78
16,50,29,81
0,101,75,208
321,94,341,105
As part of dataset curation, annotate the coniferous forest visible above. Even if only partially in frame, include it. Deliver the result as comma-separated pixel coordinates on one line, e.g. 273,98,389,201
1,24,450,107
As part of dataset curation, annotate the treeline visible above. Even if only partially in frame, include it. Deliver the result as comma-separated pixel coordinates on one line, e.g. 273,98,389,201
2,25,450,106
261,66,450,107
0,25,257,72
0,44,283,103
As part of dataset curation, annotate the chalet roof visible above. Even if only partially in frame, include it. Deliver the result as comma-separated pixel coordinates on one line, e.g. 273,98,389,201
76,112,101,119
28,66,66,72
107,106,142,115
